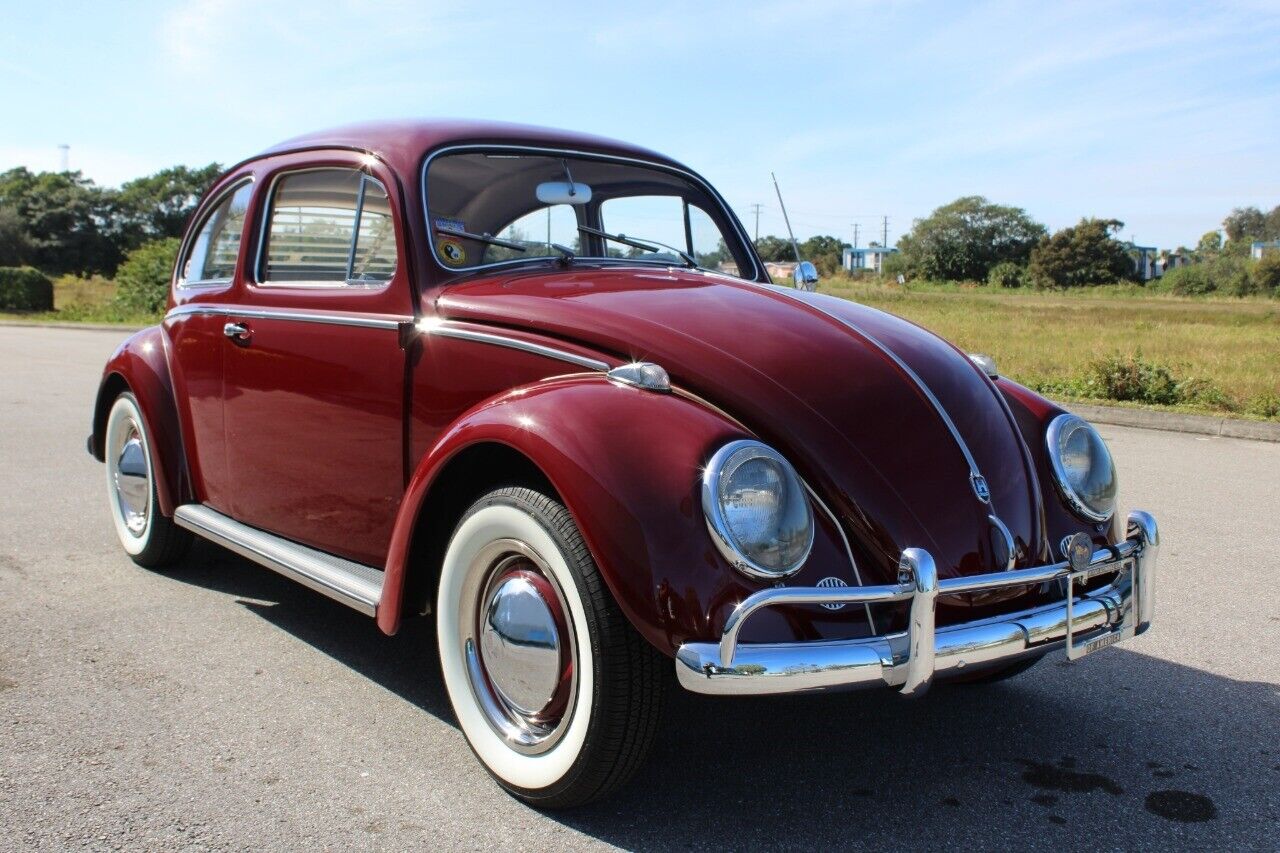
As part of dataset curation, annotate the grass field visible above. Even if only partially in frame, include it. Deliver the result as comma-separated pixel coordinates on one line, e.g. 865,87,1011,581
819,278,1280,418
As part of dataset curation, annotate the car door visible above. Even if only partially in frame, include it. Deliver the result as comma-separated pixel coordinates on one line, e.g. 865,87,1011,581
166,178,255,514
222,159,414,567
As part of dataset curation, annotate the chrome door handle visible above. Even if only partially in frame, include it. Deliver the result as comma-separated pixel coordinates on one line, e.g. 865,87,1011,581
223,322,251,343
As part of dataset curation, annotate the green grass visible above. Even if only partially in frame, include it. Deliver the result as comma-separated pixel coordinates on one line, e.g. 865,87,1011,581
0,275,156,326
816,277,1280,419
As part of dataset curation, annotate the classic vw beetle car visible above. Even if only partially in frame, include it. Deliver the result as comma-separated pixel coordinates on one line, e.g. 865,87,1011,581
89,120,1158,808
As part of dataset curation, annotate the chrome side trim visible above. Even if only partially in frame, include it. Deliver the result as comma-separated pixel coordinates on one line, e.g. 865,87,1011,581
421,321,610,372
769,287,992,507
173,505,383,616
164,304,408,331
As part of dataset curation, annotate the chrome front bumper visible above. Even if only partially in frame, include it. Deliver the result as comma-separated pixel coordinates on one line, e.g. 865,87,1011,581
675,511,1158,696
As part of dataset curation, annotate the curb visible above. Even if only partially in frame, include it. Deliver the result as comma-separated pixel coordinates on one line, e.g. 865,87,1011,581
1055,400,1280,444
0,320,144,333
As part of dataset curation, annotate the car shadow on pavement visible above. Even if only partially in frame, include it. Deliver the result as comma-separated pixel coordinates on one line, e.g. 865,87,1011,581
167,542,1279,848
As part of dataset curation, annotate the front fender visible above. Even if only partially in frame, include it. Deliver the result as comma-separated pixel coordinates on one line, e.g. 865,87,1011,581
379,374,754,654
90,325,189,516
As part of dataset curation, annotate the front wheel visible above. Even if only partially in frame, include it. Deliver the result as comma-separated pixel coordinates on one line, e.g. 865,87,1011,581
436,487,666,809
103,393,191,568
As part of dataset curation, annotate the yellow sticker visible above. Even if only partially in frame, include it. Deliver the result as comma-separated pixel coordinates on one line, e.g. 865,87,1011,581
437,238,467,266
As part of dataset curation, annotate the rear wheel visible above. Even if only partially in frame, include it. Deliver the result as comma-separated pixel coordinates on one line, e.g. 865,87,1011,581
436,486,666,809
103,393,191,568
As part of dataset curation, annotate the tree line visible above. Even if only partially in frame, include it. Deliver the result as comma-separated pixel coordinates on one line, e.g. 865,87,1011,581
753,196,1280,295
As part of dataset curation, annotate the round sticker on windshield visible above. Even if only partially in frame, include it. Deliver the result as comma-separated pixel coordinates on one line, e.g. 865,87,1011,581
437,238,467,266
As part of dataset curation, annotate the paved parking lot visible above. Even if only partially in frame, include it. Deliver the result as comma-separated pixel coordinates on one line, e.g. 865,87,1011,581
1,324,1277,850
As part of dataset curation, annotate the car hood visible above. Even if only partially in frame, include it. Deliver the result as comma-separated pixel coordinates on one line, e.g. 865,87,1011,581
436,267,1048,588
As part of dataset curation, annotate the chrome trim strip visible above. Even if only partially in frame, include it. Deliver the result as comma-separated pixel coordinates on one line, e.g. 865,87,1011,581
164,304,407,331
420,143,761,281
769,286,992,506
677,509,1156,696
803,482,876,633
173,505,383,616
422,321,610,372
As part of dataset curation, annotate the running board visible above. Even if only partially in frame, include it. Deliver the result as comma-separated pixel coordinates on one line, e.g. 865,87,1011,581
173,505,383,616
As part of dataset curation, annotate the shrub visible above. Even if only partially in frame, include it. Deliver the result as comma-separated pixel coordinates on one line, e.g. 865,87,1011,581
1254,253,1280,295
1159,264,1217,295
1084,354,1181,404
986,261,1026,288
112,238,179,315
0,266,54,311
1246,392,1280,418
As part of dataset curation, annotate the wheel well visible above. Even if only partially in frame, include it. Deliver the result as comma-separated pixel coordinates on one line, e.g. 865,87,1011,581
91,373,130,460
402,443,557,619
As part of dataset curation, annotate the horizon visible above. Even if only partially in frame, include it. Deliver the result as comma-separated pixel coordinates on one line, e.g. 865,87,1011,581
3,0,1278,250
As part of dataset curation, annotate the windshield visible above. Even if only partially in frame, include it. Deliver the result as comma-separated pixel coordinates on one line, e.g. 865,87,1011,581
424,149,755,277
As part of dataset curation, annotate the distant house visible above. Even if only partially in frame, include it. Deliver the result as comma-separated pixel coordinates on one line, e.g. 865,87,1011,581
842,246,899,274
1124,243,1159,281
1252,240,1280,260
764,261,798,279
1154,250,1189,278
717,260,740,276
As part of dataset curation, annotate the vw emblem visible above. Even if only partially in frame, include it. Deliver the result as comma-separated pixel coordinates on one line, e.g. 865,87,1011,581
816,576,848,610
971,474,991,503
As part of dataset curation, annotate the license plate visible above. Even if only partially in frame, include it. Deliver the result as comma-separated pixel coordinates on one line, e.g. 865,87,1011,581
1065,558,1135,661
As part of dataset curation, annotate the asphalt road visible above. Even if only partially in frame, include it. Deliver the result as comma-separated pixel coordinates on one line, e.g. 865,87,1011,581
1,324,1277,851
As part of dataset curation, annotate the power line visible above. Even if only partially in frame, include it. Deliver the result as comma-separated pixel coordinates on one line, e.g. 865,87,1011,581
748,203,763,242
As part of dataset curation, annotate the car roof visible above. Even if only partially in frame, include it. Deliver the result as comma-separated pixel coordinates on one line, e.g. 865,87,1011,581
258,119,681,171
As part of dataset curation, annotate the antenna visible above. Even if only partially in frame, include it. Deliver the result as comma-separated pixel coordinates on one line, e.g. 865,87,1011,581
771,172,802,264
58,144,70,172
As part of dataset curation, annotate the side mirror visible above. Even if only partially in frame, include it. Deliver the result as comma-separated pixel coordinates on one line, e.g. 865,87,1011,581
536,181,592,206
792,261,819,291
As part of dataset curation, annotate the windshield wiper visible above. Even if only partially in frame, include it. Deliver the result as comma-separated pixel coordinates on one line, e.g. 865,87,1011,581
577,225,698,268
435,226,526,252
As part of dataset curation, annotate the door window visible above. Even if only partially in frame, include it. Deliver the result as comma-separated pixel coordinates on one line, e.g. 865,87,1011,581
259,168,398,285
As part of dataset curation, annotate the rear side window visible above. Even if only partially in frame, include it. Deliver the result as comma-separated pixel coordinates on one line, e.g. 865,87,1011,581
180,181,253,285
259,169,397,285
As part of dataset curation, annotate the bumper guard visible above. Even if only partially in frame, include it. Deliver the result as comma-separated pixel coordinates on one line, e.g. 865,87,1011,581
675,510,1158,696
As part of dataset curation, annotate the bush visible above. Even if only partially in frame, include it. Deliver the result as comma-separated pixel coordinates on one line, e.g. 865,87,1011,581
1254,253,1280,295
1159,264,1217,295
986,261,1026,288
1246,392,1280,419
0,266,54,311
1084,354,1181,404
112,238,179,315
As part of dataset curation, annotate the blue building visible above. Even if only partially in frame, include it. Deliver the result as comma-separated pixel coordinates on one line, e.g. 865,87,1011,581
842,245,899,274
1252,240,1280,260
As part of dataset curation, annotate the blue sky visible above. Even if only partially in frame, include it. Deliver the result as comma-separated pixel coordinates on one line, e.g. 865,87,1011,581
3,0,1278,248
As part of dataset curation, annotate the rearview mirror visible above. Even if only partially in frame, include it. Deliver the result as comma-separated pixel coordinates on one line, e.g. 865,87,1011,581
793,261,818,291
536,181,592,206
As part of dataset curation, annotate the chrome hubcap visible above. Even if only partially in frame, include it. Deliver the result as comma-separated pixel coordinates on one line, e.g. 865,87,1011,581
463,540,576,754
113,426,150,536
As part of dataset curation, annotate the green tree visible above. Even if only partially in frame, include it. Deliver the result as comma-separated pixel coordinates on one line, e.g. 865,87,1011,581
112,238,179,314
895,196,1045,282
1255,253,1280,295
0,205,33,266
800,234,845,275
1195,230,1223,260
1223,206,1267,243
0,167,118,275
753,235,794,262
1027,218,1134,289
111,164,222,250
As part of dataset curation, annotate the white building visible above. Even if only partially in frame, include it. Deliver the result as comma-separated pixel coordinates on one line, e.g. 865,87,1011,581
842,246,899,274
1252,240,1280,260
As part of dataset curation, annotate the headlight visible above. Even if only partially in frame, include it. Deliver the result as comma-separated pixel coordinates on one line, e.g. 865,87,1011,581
1046,414,1117,522
701,440,815,579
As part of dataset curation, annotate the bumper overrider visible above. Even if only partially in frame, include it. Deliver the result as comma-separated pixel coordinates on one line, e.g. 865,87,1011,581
676,511,1158,696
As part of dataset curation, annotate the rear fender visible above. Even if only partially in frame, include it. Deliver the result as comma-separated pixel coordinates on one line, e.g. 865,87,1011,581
379,374,752,654
90,326,189,516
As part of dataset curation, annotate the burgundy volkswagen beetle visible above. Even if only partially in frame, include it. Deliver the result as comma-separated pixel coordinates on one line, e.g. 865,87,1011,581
89,120,1158,808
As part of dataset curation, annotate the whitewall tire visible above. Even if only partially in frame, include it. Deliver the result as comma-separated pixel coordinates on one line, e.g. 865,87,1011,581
103,393,190,568
437,487,666,808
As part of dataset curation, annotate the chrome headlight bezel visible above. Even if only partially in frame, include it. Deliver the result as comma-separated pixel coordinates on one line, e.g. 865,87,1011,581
1045,413,1117,523
701,440,815,580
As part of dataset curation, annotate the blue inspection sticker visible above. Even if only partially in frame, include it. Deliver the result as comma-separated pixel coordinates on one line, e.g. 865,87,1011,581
435,218,467,234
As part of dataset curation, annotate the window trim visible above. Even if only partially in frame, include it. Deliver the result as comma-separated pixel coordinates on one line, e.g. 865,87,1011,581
175,177,254,290
419,143,761,281
253,166,398,290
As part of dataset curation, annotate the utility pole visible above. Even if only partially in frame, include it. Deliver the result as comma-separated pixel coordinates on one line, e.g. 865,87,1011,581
771,173,802,264
749,203,763,242
882,215,889,248
58,144,69,172
852,223,860,249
